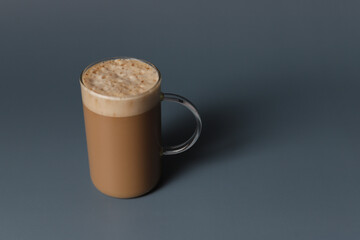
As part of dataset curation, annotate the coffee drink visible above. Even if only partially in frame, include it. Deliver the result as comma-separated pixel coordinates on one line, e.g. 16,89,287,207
80,58,162,198
80,57,202,198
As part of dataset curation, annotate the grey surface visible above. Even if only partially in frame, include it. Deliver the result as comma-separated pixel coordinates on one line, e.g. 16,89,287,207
1,0,360,239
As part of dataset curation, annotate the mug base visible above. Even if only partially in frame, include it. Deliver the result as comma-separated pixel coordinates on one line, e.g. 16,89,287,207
90,175,160,199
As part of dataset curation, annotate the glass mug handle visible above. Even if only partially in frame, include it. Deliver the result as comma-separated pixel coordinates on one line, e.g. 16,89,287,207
160,93,202,155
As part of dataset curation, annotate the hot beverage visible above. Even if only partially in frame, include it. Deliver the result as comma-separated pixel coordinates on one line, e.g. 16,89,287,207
80,57,202,198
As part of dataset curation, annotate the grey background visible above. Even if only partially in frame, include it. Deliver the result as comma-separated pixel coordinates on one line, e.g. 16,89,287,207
1,0,359,239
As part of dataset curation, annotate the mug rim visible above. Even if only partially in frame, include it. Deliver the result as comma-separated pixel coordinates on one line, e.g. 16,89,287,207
79,56,162,101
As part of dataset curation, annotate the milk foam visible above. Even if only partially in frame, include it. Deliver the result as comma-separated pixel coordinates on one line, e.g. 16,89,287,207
82,58,159,97
80,58,161,117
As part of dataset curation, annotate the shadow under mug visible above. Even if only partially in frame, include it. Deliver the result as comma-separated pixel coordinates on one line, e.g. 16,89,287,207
80,57,202,198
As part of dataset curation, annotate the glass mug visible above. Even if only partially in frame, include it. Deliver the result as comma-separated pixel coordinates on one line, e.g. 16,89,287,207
80,57,202,198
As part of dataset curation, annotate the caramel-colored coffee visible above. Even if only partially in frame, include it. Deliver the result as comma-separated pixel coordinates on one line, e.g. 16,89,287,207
80,58,162,198
83,104,161,198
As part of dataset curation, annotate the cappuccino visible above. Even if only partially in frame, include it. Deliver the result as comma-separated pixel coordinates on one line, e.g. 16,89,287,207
81,58,161,198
